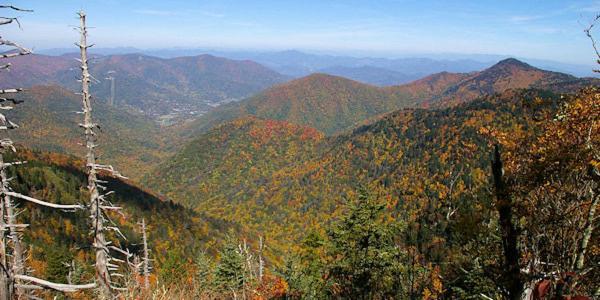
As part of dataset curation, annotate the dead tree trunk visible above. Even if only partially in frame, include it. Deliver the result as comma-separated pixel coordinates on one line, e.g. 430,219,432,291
77,11,129,298
575,126,600,272
140,218,150,290
5,196,24,299
575,187,598,271
0,154,12,300
77,11,112,298
0,6,32,299
492,145,523,300
258,236,264,283
0,6,98,298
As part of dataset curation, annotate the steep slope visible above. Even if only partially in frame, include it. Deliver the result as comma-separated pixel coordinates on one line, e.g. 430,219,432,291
187,58,596,136
0,53,289,120
7,149,228,293
144,117,324,212
11,85,174,180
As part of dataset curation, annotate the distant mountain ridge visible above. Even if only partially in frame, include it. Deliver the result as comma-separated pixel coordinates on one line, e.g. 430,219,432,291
39,48,598,77
186,58,599,135
191,50,496,78
0,53,289,120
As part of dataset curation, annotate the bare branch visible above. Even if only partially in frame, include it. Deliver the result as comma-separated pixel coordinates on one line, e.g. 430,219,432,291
5,192,84,210
140,218,150,289
0,39,32,57
15,275,95,292
0,89,22,94
0,17,18,26
14,284,42,290
0,5,33,12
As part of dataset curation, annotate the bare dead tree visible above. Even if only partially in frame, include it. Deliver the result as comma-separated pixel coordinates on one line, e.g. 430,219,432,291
258,236,264,283
0,6,99,299
139,218,151,290
583,15,600,298
76,11,129,299
0,151,16,300
0,5,31,297
239,239,256,282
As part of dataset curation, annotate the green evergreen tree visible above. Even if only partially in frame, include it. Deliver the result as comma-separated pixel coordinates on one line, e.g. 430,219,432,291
45,247,73,283
325,188,401,299
214,236,246,298
280,231,328,299
194,249,214,296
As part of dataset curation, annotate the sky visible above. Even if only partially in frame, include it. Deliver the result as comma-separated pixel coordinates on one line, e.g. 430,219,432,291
3,0,600,65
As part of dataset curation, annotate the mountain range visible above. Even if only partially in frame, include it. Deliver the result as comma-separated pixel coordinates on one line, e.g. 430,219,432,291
138,57,597,257
39,48,599,77
9,57,596,180
184,58,599,135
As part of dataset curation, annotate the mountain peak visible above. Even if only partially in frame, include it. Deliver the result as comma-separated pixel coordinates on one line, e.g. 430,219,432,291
493,58,534,70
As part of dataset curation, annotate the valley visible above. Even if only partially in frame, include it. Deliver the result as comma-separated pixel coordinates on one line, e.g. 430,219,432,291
0,53,289,123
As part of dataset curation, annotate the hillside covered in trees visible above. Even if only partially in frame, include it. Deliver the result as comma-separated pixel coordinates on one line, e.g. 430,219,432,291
5,149,234,298
145,86,599,298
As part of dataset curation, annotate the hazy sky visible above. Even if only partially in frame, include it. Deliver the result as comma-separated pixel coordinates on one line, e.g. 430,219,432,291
3,0,600,64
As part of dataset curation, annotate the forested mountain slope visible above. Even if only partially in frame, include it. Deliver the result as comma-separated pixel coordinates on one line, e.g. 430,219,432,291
388,58,593,108
146,87,563,259
145,117,325,219
178,73,400,136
